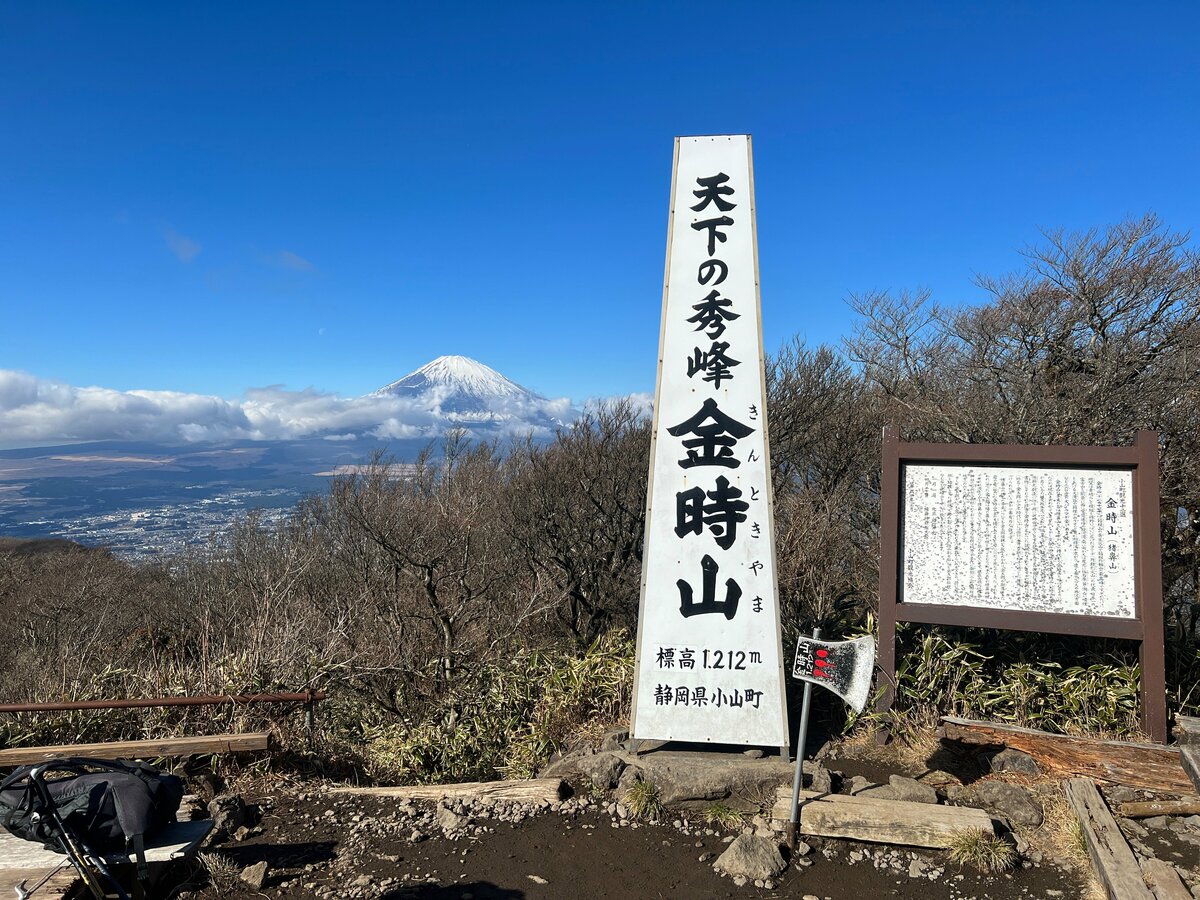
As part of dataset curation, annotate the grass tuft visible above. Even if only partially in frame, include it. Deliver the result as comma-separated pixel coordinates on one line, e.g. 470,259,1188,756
624,779,664,821
948,830,1018,874
703,802,746,829
199,852,243,897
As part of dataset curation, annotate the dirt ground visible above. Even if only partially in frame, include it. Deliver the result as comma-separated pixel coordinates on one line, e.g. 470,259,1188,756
189,790,1092,900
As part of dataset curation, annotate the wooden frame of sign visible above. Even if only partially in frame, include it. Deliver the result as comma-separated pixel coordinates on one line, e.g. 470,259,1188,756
876,427,1167,743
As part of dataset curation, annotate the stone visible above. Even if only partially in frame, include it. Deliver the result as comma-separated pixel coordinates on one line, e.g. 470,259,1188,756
908,859,929,878
619,749,795,808
436,804,469,834
743,748,765,759
808,764,832,794
207,794,249,841
847,776,877,796
575,752,627,790
713,834,786,881
887,775,938,804
239,861,268,890
600,729,629,752
973,782,1043,827
1108,786,1138,805
981,748,1040,777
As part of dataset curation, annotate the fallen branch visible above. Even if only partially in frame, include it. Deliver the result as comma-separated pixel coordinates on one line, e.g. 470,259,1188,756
940,717,1190,793
330,778,566,804
1119,799,1200,819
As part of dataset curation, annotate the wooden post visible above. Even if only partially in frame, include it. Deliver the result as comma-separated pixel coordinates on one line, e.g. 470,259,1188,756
875,426,900,742
1135,430,1167,743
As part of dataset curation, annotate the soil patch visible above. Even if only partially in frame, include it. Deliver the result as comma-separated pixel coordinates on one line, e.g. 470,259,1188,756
191,790,1090,900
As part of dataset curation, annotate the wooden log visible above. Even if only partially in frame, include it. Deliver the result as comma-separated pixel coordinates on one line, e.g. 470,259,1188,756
330,778,566,804
771,787,994,849
1181,746,1200,794
1064,778,1155,900
1119,799,1200,819
1141,858,1193,900
940,717,1190,793
0,732,272,766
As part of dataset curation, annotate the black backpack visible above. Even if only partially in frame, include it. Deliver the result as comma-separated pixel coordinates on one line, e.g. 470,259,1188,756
0,757,185,864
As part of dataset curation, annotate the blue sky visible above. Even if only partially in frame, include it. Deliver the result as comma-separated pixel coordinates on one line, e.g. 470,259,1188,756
2,2,1198,411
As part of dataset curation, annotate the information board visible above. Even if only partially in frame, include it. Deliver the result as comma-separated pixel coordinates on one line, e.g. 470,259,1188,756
630,135,788,748
876,428,1167,742
902,464,1136,618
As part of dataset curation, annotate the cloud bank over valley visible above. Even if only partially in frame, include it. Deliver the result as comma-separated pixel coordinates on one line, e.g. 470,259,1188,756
0,366,578,448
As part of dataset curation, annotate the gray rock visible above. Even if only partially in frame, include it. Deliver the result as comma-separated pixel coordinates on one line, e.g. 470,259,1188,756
239,861,268,890
207,795,249,841
848,776,877,796
599,729,629,752
743,748,765,759
1119,818,1149,838
622,749,795,808
808,764,832,794
887,775,938,804
575,752,627,790
908,859,929,878
973,782,1043,827
614,766,644,803
435,804,468,834
981,748,1040,777
1108,786,1138,805
1144,815,1171,829
713,834,786,881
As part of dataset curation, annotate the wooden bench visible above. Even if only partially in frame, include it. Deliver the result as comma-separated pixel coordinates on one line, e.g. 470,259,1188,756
0,731,272,766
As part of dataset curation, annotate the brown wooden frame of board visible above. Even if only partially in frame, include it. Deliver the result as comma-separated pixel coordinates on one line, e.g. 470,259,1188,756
876,427,1167,743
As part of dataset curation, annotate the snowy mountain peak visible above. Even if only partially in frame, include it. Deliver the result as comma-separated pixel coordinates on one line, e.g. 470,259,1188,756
373,355,544,404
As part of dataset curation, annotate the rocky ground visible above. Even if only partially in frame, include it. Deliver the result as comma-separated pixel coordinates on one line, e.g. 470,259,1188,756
151,729,1200,900
184,787,1090,900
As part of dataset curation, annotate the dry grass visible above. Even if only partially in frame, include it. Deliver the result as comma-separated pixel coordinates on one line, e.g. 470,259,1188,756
947,830,1018,873
198,852,242,898
703,802,747,829
623,779,664,821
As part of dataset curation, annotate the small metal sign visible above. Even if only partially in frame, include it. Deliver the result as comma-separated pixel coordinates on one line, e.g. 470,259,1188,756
791,634,875,714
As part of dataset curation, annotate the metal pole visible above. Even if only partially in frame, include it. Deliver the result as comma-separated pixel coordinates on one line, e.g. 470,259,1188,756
785,626,820,850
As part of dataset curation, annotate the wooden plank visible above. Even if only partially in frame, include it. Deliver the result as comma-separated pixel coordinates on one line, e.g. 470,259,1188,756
941,717,1191,793
1181,746,1200,794
330,778,566,804
771,787,994,849
1064,778,1155,900
1173,715,1200,745
0,732,271,766
1120,799,1200,818
1141,858,1193,900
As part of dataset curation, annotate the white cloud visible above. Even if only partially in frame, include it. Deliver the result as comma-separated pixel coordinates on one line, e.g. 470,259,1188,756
162,226,202,263
0,370,578,447
273,250,315,271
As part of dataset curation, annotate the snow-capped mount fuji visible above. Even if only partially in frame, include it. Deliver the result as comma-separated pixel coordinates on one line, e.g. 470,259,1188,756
372,355,570,431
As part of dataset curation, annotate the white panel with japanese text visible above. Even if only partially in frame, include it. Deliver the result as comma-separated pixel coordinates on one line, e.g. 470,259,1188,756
631,135,788,746
901,464,1137,618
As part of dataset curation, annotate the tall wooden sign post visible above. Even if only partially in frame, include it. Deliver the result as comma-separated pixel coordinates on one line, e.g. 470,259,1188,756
877,427,1167,742
630,135,789,752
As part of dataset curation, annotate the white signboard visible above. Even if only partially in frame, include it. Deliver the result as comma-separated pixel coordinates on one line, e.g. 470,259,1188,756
901,464,1136,618
631,135,788,747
